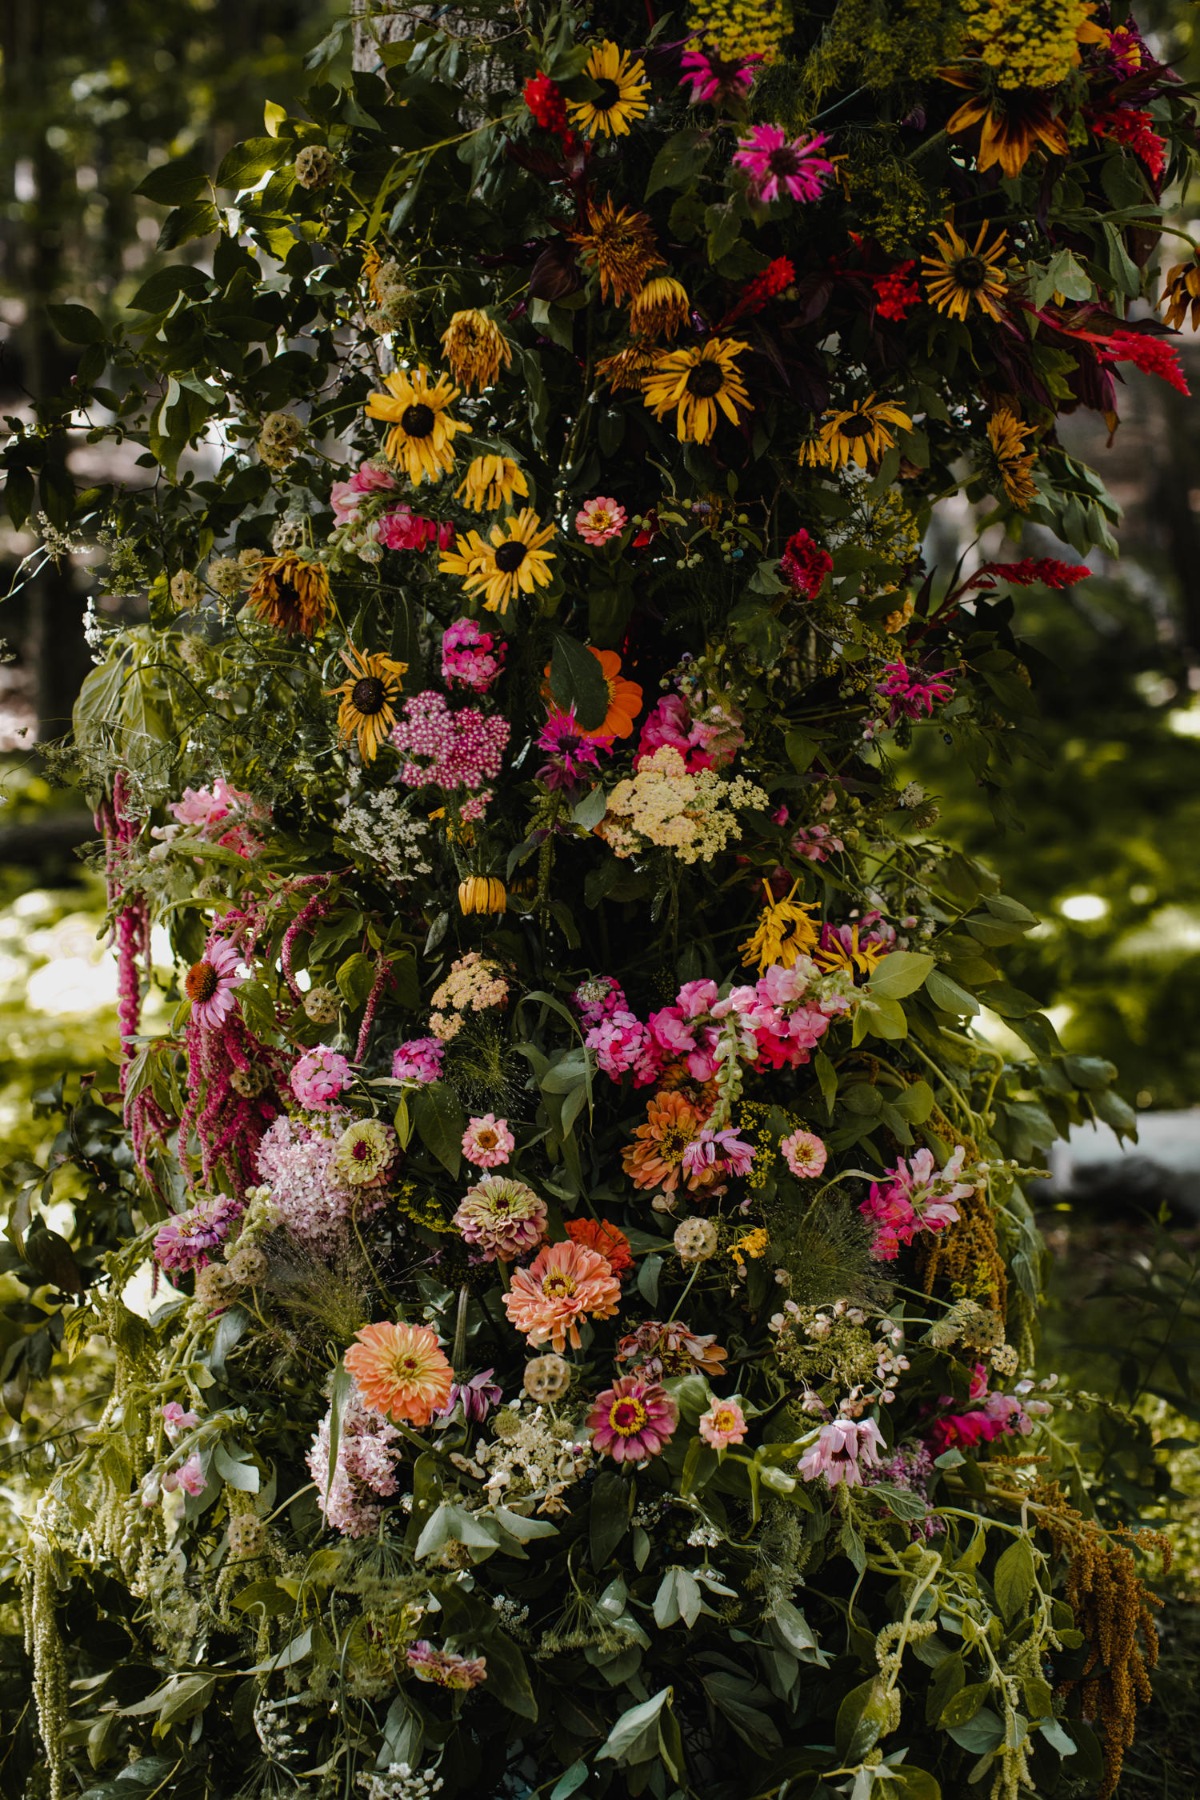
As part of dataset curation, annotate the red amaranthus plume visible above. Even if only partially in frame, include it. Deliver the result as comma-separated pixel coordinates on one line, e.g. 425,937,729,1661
966,558,1093,592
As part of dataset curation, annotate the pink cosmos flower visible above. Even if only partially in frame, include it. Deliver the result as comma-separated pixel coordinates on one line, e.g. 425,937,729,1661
162,1402,198,1438
780,1129,828,1179
575,496,628,545
681,1127,756,1180
679,43,761,107
587,1375,679,1463
733,125,834,205
537,707,613,791
797,1416,886,1488
392,1036,445,1085
183,937,243,1029
154,1195,243,1274
462,1112,515,1168
441,618,506,693
407,1641,488,1690
876,661,956,723
860,1146,973,1260
780,528,833,598
699,1398,748,1449
290,1045,354,1111
162,1452,206,1497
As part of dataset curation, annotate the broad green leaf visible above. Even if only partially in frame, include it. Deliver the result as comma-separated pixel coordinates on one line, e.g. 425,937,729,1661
135,155,210,205
869,951,935,999
993,1536,1036,1623
550,632,609,731
644,127,712,198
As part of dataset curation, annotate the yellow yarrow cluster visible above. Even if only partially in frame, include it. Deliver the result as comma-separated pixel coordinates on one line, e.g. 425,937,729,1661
429,951,510,1041
596,745,767,866
688,0,793,63
960,0,1095,89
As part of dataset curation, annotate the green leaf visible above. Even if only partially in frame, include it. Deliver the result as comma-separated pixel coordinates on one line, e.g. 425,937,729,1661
412,1082,465,1177
940,1681,990,1729
336,951,377,1010
597,1687,672,1767
135,155,210,205
644,127,712,198
993,1536,1036,1623
869,951,935,999
550,633,609,731
479,1628,538,1720
925,1651,965,1726
835,1677,890,1761
550,1763,590,1800
589,1468,631,1570
815,1048,838,1115
47,303,104,345
216,136,293,190
925,970,980,1016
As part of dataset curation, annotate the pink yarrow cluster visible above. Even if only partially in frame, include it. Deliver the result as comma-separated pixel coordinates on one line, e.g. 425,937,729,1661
290,1046,353,1110
306,1390,403,1536
860,1146,974,1261
391,692,510,813
441,619,506,693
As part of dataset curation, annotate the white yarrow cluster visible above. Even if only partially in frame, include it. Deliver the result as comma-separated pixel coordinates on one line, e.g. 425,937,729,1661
336,786,434,884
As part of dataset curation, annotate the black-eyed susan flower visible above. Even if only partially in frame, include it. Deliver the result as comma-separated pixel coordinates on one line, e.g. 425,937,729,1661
804,395,913,472
641,338,751,444
456,454,529,513
985,407,1038,510
739,879,820,973
597,344,659,392
570,197,660,305
628,275,690,339
568,41,650,140
439,508,557,613
922,220,1009,324
943,69,1068,180
248,554,332,638
364,366,471,485
327,644,408,763
1162,251,1200,332
440,310,512,393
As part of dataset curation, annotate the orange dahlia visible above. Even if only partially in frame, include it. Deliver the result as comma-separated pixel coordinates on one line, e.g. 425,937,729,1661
502,1240,622,1352
622,1090,708,1194
344,1321,454,1425
565,1216,635,1278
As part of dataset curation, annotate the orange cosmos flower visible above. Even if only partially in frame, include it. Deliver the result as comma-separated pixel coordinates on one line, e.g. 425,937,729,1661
565,1216,635,1279
503,1240,622,1352
344,1321,454,1425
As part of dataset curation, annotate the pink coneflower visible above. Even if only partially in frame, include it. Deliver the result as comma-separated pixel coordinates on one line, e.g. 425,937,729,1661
588,1375,679,1463
462,1112,515,1169
537,707,613,791
733,125,834,205
679,43,761,108
575,496,628,545
699,1398,748,1449
503,1239,622,1352
406,1641,488,1690
876,660,956,724
290,1045,353,1111
183,938,243,1029
454,1175,548,1262
780,1128,828,1179
153,1195,243,1274
797,1416,886,1487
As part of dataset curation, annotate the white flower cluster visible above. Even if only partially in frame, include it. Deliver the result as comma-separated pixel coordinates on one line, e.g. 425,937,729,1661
336,785,434,884
358,1764,444,1800
450,1401,593,1515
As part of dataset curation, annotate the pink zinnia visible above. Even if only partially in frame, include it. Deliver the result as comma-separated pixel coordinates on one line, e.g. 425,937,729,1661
392,1036,445,1085
153,1195,243,1274
183,937,243,1029
588,1375,679,1463
781,1128,827,1179
454,1175,547,1262
290,1045,353,1111
503,1239,622,1351
462,1113,515,1169
733,125,834,205
699,1397,748,1449
441,618,506,694
575,496,627,545
797,1416,886,1488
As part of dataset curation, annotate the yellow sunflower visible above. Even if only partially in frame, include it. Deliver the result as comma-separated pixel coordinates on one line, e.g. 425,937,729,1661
568,41,650,140
739,881,820,974
986,407,1038,510
597,344,659,392
248,554,331,638
570,197,660,306
456,455,529,512
641,337,751,444
327,644,408,764
806,395,913,471
628,275,690,339
439,508,557,613
440,310,512,393
922,220,1009,324
944,73,1068,180
364,366,471,485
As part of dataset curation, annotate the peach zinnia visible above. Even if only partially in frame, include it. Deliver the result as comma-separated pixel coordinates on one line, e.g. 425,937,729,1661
622,1090,706,1193
503,1240,621,1352
344,1321,454,1426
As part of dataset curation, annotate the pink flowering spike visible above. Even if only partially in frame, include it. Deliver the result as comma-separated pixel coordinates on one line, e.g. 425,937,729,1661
306,1390,403,1536
587,1010,652,1079
733,125,834,205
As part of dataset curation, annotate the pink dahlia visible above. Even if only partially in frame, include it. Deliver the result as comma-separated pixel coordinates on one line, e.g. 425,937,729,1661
454,1174,547,1262
733,125,834,205
780,1128,827,1179
503,1239,622,1351
407,1641,488,1690
392,1036,445,1085
797,1416,886,1488
290,1045,353,1111
153,1195,243,1274
699,1397,748,1449
462,1112,515,1169
183,938,243,1029
575,496,628,545
588,1375,679,1464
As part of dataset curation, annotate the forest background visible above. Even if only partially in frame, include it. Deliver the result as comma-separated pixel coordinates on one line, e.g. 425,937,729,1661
1,1,1199,1794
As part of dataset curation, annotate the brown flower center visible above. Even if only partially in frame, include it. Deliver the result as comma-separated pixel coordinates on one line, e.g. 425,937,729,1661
840,413,874,439
494,540,528,572
685,360,725,398
953,255,987,291
401,402,436,438
185,961,218,1003
593,78,621,110
768,145,800,177
351,676,387,714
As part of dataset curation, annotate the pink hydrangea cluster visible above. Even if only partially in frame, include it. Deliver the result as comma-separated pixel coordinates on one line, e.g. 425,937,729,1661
255,1115,386,1255
925,1365,1035,1456
634,692,740,773
153,1195,244,1274
392,1036,445,1084
441,618,506,693
876,661,956,724
306,1391,403,1536
377,505,455,552
290,1045,353,1111
391,692,510,803
859,1146,974,1261
330,460,397,523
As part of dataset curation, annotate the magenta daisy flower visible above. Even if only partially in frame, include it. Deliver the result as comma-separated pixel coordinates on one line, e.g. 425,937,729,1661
536,707,613,791
183,938,243,1029
733,125,834,205
587,1375,679,1464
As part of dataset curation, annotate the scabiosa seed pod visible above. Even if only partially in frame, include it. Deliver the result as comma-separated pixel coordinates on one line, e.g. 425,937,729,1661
303,985,340,1024
293,144,335,190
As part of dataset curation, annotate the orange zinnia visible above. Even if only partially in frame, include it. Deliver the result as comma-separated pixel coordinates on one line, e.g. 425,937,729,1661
503,1240,622,1352
344,1321,454,1425
541,646,643,741
565,1217,635,1279
622,1090,707,1194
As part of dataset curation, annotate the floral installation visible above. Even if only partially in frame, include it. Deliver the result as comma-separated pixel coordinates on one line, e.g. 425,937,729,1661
5,3,1192,1799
